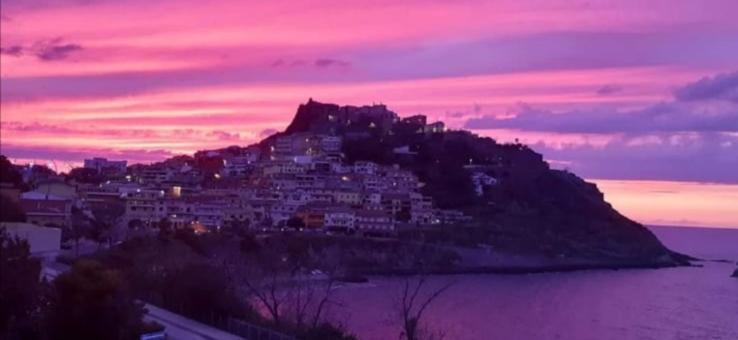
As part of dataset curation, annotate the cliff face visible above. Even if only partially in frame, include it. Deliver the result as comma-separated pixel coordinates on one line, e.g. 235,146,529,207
281,100,687,266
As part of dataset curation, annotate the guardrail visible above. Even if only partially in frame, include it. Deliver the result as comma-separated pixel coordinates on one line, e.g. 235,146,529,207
220,318,296,340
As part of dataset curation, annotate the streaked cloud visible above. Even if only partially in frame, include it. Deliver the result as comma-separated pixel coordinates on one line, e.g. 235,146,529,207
0,37,83,61
465,71,738,135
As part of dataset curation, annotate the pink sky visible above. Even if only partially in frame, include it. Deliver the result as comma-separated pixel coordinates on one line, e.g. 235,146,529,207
1,0,737,227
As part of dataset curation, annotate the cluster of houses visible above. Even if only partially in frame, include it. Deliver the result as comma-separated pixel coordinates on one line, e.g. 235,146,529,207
7,129,486,241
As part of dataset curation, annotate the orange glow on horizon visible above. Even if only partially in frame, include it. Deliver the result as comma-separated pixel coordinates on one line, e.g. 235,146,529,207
591,179,738,229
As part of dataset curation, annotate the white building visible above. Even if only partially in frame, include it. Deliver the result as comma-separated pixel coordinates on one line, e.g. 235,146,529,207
323,207,355,229
353,161,378,175
355,210,393,232
424,121,445,134
84,157,127,174
320,136,342,153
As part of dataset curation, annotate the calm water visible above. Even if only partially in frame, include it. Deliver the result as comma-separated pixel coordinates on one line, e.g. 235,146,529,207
333,226,738,340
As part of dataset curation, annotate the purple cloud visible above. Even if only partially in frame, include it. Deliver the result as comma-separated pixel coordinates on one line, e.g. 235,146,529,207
314,58,350,68
207,130,242,141
674,70,738,103
0,38,83,62
271,59,286,67
597,84,622,95
0,45,23,56
534,132,738,184
271,58,350,69
1,121,77,134
34,38,83,61
465,72,738,134
465,102,738,134
464,72,738,184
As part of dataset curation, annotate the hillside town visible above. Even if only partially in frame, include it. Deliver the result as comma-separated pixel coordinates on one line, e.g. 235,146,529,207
4,108,503,251
0,100,704,340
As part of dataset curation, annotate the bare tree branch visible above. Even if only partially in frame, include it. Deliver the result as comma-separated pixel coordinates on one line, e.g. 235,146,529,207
396,276,454,340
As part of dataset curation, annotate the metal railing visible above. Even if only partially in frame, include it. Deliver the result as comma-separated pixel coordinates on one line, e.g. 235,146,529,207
223,317,296,340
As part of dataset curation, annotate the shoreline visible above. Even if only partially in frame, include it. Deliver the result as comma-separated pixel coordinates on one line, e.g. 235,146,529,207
346,259,696,280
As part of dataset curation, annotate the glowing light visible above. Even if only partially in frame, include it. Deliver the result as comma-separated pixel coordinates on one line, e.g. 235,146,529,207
171,186,182,198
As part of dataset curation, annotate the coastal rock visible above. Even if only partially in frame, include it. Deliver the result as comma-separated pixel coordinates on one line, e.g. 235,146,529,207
285,98,398,135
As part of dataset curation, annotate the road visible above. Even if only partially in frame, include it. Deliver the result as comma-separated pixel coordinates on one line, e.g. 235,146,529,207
42,262,244,340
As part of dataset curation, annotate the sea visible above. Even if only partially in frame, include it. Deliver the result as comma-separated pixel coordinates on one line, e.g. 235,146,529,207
332,226,738,340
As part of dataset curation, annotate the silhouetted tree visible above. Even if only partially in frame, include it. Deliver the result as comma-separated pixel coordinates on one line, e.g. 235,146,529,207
0,228,44,339
161,263,254,324
89,200,126,249
0,156,25,189
45,260,145,340
68,206,92,257
156,218,172,241
287,217,306,230
66,167,104,185
239,232,260,253
0,195,26,222
300,323,357,340
127,219,144,230
395,207,412,223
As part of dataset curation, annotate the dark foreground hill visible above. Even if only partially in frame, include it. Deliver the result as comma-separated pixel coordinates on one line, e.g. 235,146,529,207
273,99,691,268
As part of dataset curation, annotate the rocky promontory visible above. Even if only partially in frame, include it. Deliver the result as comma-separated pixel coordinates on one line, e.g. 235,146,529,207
275,99,691,268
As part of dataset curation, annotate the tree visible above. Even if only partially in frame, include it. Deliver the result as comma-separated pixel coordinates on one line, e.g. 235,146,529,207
45,260,146,340
160,264,254,325
300,323,357,340
89,200,126,249
126,219,145,240
91,200,126,248
65,167,104,185
222,236,343,333
286,216,306,230
224,218,251,236
0,194,26,222
239,232,261,253
0,156,28,223
156,218,172,241
396,277,453,340
395,207,412,223
127,219,144,230
0,155,25,190
68,206,92,257
25,165,57,187
0,228,44,339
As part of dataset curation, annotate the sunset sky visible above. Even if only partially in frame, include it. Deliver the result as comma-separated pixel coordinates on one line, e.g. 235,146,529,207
1,0,737,228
